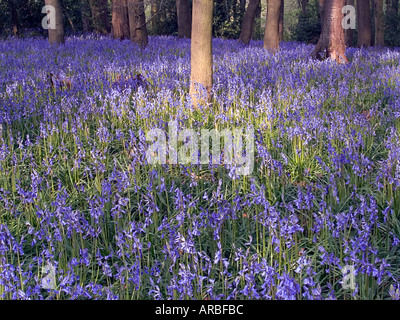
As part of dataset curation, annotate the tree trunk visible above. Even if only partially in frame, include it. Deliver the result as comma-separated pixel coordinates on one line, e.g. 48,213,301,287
128,0,148,47
279,0,284,41
189,0,213,107
345,0,354,47
263,0,282,52
374,0,384,46
312,0,347,63
357,0,372,47
176,0,191,38
112,0,130,39
44,0,65,44
89,0,110,34
239,0,261,44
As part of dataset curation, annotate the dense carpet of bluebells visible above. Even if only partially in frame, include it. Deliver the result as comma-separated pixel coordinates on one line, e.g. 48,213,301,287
0,35,400,300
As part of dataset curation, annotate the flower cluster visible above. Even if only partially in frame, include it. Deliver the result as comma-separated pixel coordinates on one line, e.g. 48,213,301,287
0,35,399,300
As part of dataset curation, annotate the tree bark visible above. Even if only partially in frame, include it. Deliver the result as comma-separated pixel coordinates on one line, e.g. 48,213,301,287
112,0,130,39
239,0,261,44
357,0,372,47
345,0,354,47
374,0,384,46
128,0,148,47
264,0,282,52
176,0,191,38
89,0,111,34
312,0,347,63
44,0,65,44
189,0,213,107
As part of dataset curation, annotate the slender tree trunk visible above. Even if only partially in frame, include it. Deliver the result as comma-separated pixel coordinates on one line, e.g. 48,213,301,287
89,0,110,34
374,0,384,46
189,0,213,107
239,0,261,44
10,0,19,36
81,0,91,33
357,0,372,47
312,0,347,63
264,0,282,52
176,0,191,38
128,0,148,47
44,0,65,44
345,0,354,47
112,0,130,39
279,0,284,41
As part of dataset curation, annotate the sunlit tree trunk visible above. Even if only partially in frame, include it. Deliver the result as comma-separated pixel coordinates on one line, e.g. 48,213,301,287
264,0,282,52
374,0,384,46
357,0,372,47
44,0,65,44
128,0,148,47
239,0,261,44
176,0,191,38
89,0,110,34
312,0,347,63
112,0,130,39
189,0,213,107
